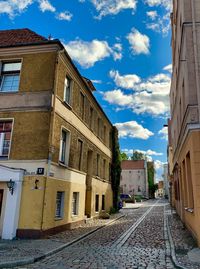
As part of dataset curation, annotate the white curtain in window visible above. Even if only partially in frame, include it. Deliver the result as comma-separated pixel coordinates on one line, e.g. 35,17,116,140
0,133,5,156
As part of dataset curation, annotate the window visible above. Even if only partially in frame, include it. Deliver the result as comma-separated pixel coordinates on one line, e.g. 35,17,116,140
103,126,106,142
55,191,64,218
103,159,106,179
0,62,21,92
63,76,71,104
80,92,85,119
72,192,79,215
186,152,194,209
89,107,94,129
96,154,100,176
0,121,12,158
59,129,70,165
97,118,101,137
77,139,83,170
95,194,99,212
102,195,105,211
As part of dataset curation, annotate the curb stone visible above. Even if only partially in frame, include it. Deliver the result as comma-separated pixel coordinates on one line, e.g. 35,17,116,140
0,214,125,269
164,206,188,269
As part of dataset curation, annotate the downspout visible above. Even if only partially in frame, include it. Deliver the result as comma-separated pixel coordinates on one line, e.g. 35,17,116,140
191,0,200,121
40,49,63,232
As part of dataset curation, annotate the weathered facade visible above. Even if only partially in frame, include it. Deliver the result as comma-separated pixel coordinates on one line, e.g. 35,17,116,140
0,29,113,239
120,160,149,198
170,0,200,246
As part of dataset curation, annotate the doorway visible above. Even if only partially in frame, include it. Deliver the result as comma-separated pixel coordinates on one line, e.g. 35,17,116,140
0,190,3,218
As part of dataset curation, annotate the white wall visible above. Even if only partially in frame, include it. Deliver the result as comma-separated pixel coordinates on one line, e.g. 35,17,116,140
0,165,24,239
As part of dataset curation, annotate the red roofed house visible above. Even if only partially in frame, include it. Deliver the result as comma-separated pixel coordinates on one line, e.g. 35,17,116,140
120,160,149,198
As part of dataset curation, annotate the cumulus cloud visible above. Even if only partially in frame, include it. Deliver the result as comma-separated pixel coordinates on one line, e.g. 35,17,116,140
145,0,172,35
0,0,33,17
163,64,172,73
146,10,157,20
90,0,137,19
110,70,141,89
39,0,55,12
114,121,154,140
158,127,168,140
56,11,73,21
122,148,163,156
65,39,122,68
104,70,170,116
127,28,150,55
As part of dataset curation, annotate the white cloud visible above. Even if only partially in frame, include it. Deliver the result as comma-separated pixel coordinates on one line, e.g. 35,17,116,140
91,0,137,19
104,89,133,106
0,0,33,17
39,0,55,12
158,127,168,140
163,64,172,73
104,70,170,116
127,28,150,55
110,70,141,89
65,39,122,68
122,148,163,156
91,79,102,84
56,11,73,21
145,0,172,35
145,0,172,10
146,10,157,20
114,121,154,140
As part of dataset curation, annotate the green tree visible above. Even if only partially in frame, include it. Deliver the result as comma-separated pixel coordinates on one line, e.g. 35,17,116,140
147,162,158,198
131,151,145,160
111,126,121,211
120,152,128,161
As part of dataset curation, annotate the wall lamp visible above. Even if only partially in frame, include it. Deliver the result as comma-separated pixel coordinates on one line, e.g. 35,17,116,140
7,179,15,195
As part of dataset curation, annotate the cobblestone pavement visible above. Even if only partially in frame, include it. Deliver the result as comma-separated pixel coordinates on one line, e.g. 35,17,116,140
12,200,176,269
166,204,200,269
0,212,124,264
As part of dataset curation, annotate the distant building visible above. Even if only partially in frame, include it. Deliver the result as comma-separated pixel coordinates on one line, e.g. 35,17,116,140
156,181,164,198
169,0,200,246
120,160,149,198
0,28,114,239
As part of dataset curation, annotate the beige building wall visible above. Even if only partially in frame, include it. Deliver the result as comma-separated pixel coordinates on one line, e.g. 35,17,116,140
0,35,114,238
170,0,200,246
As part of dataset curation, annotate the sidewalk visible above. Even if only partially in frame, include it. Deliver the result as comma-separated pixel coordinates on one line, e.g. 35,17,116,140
166,205,200,269
0,212,124,268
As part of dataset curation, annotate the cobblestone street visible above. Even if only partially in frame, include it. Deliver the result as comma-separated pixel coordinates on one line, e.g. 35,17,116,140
9,200,178,269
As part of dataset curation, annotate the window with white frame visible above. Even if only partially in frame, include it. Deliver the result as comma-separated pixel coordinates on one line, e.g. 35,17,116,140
59,129,70,165
63,76,71,104
0,121,13,158
0,62,21,92
72,192,79,215
55,191,65,218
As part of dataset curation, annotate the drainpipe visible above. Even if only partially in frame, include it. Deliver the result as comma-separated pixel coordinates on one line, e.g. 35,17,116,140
40,49,63,232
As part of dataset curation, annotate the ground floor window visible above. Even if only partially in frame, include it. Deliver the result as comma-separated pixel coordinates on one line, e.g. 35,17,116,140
0,121,13,158
102,195,105,211
72,192,79,215
95,194,99,212
55,191,64,218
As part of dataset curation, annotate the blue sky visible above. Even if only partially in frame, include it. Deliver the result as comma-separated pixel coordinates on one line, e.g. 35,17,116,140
0,0,172,181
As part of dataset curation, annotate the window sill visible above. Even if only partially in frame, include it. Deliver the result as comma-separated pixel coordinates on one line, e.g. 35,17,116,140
62,101,72,110
55,217,63,221
184,207,194,213
58,161,69,168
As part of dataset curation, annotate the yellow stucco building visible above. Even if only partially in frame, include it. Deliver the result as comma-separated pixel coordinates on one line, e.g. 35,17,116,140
0,28,113,239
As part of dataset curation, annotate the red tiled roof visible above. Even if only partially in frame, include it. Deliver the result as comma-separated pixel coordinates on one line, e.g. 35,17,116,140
0,28,48,48
121,160,145,170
